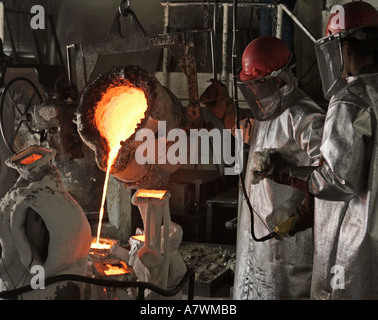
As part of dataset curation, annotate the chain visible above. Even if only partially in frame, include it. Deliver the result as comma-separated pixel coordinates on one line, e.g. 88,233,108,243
200,0,210,67
272,0,279,36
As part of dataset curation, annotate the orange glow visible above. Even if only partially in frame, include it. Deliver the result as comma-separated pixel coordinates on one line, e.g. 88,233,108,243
94,85,148,163
90,238,113,250
95,162,113,244
135,189,167,200
94,84,148,244
19,153,43,165
131,234,145,242
91,242,112,250
103,261,130,276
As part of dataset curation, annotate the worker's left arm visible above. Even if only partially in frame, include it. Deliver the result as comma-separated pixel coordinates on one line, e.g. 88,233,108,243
253,104,326,190
262,101,373,201
277,107,325,236
307,101,373,201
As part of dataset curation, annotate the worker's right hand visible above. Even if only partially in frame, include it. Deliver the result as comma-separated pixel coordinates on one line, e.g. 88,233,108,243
275,193,315,238
252,150,316,194
274,215,297,239
249,149,274,184
200,79,236,129
289,194,315,236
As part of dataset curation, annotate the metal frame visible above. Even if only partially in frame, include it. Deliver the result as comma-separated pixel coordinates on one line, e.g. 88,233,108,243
161,1,316,41
160,0,317,81
3,8,65,66
276,4,316,43
67,7,202,109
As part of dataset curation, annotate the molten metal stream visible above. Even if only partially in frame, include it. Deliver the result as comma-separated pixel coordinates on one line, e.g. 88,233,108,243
91,85,148,248
94,155,116,248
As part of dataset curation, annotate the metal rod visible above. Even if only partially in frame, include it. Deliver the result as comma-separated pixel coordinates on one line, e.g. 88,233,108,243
275,3,283,39
231,0,238,105
210,28,216,79
279,4,316,43
221,4,229,82
213,0,218,42
48,15,65,67
161,1,276,8
66,44,74,87
162,4,170,87
0,3,4,42
212,0,218,79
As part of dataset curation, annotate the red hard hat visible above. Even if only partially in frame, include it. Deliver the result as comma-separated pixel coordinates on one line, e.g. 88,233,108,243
326,1,378,36
239,36,291,82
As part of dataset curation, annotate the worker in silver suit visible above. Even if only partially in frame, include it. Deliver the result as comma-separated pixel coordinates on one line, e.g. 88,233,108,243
200,36,325,299
254,2,378,299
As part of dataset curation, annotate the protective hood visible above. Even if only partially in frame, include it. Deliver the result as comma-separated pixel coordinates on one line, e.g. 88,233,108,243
237,53,297,121
315,25,378,100
315,34,347,100
237,71,296,121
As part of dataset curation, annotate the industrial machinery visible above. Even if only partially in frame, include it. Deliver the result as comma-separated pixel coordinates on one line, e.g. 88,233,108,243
0,1,209,300
0,0,321,300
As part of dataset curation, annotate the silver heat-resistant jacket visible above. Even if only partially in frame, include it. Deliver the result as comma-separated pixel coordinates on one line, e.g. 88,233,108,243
233,84,325,300
308,71,378,300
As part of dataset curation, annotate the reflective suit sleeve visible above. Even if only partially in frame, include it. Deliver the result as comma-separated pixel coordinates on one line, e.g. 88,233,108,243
289,194,315,236
291,108,325,164
308,101,373,201
283,103,325,235
262,104,325,236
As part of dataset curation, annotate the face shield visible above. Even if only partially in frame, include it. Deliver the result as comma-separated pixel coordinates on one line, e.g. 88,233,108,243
237,76,282,121
315,34,347,100
237,60,294,121
315,26,378,100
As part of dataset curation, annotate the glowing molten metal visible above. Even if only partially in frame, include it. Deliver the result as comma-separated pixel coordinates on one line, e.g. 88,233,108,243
92,84,148,247
19,153,43,165
131,234,145,242
134,189,168,200
103,261,131,276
